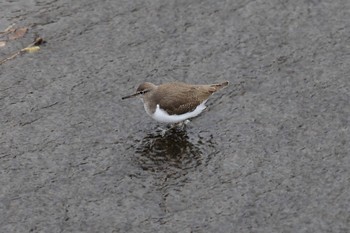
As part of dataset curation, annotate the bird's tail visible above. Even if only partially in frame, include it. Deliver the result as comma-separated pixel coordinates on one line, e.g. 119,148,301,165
209,81,229,92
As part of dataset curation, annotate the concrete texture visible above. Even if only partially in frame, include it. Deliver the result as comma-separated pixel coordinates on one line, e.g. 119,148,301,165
1,0,349,232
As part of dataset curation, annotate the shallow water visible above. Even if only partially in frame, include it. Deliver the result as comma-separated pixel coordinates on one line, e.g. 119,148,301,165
1,0,350,232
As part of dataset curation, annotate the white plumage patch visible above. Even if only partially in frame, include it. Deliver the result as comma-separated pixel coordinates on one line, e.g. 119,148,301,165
150,101,207,123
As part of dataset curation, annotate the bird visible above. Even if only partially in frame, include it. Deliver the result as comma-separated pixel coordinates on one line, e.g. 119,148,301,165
122,81,229,124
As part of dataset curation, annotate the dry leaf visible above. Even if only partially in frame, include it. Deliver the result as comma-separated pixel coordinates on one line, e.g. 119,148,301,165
33,37,45,46
0,41,6,48
9,27,28,40
22,46,40,53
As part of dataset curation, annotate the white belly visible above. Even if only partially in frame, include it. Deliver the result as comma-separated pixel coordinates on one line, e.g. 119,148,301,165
145,101,207,123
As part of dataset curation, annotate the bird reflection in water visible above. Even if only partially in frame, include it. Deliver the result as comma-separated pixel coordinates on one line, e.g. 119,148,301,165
136,127,202,175
135,127,216,216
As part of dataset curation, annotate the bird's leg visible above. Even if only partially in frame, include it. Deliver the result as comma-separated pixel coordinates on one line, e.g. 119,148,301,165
170,120,190,129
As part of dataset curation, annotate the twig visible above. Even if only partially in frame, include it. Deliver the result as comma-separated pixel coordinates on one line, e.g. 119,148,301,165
0,37,45,65
0,24,16,35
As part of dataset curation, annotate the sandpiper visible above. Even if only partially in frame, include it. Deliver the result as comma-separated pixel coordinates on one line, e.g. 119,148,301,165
122,81,229,124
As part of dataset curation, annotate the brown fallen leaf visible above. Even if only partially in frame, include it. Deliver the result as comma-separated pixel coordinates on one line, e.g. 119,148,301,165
0,41,5,48
33,37,45,46
9,27,28,40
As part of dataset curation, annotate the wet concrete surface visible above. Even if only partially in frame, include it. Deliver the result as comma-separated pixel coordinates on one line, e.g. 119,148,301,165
1,0,350,232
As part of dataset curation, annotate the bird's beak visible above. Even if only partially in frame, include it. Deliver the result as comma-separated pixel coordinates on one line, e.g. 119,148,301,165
121,92,142,100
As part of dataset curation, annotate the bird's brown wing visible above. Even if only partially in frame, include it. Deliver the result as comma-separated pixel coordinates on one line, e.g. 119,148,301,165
154,83,212,115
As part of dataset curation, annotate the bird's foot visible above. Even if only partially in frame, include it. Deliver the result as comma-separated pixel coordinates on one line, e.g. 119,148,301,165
155,127,168,137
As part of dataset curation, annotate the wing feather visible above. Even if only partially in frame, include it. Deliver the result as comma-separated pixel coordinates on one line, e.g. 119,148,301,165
154,83,210,115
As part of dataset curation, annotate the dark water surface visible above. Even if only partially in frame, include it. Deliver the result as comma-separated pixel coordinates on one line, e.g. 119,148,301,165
1,0,350,232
